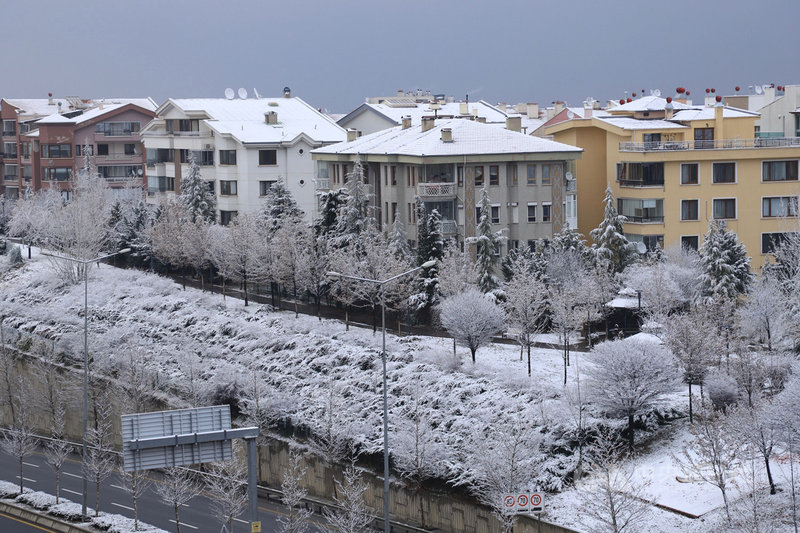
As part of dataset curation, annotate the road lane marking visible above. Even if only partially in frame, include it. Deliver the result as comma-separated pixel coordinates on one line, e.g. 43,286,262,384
64,472,82,479
18,476,36,483
63,489,82,496
0,511,56,532
23,462,40,468
234,518,248,524
111,484,126,490
170,519,198,530
111,502,134,511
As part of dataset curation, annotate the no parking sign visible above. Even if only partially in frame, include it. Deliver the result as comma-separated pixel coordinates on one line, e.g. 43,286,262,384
501,492,544,513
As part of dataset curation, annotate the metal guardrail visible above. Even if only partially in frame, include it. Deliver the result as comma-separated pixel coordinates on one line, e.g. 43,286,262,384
623,215,664,223
617,179,664,187
315,177,330,190
440,219,458,234
620,137,800,152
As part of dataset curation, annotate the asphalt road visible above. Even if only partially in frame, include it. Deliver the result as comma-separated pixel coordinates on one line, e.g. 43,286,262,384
0,446,325,533
0,510,56,532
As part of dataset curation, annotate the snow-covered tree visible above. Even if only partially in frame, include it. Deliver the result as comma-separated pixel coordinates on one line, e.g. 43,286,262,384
590,187,638,273
205,452,248,532
155,467,202,533
502,269,548,376
411,205,444,317
387,212,412,261
271,217,306,316
296,229,330,319
314,188,346,237
468,187,504,297
551,225,591,259
440,288,505,364
699,219,753,301
0,377,37,493
121,468,151,531
771,372,800,532
587,338,679,451
730,402,780,496
501,245,546,282
211,212,271,306
437,247,475,298
259,177,304,235
84,391,117,516
179,151,216,223
331,159,371,248
323,463,373,533
277,449,312,533
736,274,788,351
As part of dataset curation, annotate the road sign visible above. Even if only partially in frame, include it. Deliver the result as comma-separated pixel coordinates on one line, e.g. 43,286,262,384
501,493,544,514
251,521,262,533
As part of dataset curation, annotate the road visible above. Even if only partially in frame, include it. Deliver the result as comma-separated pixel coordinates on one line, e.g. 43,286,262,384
0,447,325,533
0,510,56,532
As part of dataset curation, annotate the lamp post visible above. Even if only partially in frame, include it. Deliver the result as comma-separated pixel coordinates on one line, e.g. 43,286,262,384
42,247,130,517
328,259,435,533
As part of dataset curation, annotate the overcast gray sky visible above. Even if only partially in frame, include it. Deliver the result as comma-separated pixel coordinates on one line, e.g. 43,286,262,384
3,0,797,113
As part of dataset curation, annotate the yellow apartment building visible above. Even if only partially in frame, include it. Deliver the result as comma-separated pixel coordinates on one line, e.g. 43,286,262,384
545,95,800,269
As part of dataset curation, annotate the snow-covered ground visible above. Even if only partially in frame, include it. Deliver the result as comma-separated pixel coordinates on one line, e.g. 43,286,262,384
1,247,795,532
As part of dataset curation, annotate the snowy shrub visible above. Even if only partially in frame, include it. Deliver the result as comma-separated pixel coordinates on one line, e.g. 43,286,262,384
0,479,24,498
49,501,85,521
705,371,739,411
16,490,57,510
6,244,22,266
93,513,169,533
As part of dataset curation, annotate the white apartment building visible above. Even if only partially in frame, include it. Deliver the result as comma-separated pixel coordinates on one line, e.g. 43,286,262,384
140,92,346,223
312,117,582,253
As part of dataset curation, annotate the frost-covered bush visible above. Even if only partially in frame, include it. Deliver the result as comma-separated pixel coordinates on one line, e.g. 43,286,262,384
93,513,169,533
16,490,57,510
0,479,24,498
7,243,21,265
49,501,85,521
705,371,739,411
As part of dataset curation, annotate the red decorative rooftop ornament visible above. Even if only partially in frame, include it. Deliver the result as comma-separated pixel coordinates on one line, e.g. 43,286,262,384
666,97,673,103
676,87,685,94
48,92,53,97
711,88,716,93
619,99,625,105
686,91,691,96
705,88,710,93
735,86,740,92
716,95,722,102
633,92,637,97
626,98,632,103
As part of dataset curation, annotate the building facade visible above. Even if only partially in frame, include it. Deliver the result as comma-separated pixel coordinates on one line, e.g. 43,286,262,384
312,117,582,253
140,93,345,223
545,95,800,269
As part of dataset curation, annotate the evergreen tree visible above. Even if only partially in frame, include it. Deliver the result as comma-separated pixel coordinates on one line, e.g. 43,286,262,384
179,151,216,223
314,188,346,237
331,159,371,248
501,245,547,282
411,204,444,315
699,219,753,301
551,225,589,257
259,177,304,235
387,212,412,260
590,187,638,273
469,187,504,296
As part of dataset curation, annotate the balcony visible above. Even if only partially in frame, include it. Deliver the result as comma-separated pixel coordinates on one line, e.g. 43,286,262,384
566,179,576,193
3,175,17,182
618,179,664,188
417,182,457,198
619,137,800,152
440,219,458,234
623,215,664,224
315,177,330,191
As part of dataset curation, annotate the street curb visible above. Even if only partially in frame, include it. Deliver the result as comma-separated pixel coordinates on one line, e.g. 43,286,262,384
0,500,94,533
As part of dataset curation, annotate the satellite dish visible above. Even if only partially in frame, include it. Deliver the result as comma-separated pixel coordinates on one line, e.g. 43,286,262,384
755,85,764,95
137,168,143,176
238,88,248,99
224,88,235,100
253,88,261,99
653,89,661,97
567,110,575,119
636,242,647,254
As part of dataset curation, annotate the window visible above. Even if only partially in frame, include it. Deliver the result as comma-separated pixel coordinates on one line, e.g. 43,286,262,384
98,165,142,179
489,165,499,186
694,128,714,149
3,142,17,158
21,165,31,180
713,198,736,219
95,121,141,136
681,199,699,221
762,232,798,254
681,236,699,251
510,205,519,223
124,143,136,155
474,166,484,187
96,144,109,156
41,144,71,158
628,233,664,252
220,180,238,196
3,164,17,180
206,181,215,194
391,166,397,186
527,164,536,185
259,180,274,196
542,203,551,222
681,163,698,185
457,167,464,187
618,198,664,223
219,150,237,165
182,150,213,165
541,164,562,185
391,202,398,222
42,167,73,181
20,142,30,158
491,205,500,224
507,164,518,186
617,162,664,186
762,160,798,182
763,196,799,217
2,120,15,136
527,204,537,222
76,144,93,156
219,210,238,226
712,162,736,183
259,149,277,165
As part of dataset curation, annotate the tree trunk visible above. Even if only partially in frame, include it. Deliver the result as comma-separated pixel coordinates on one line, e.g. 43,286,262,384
627,414,635,452
688,382,693,424
345,308,350,331
470,347,476,364
174,502,181,533
243,272,249,306
55,468,60,503
397,319,402,336
182,266,186,290
18,457,23,492
95,474,101,516
373,305,378,333
27,241,31,259
453,337,456,356
765,452,776,495
527,343,532,377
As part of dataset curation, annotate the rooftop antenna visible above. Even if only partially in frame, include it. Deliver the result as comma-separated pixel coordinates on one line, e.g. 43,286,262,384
653,89,661,97
253,88,261,99
238,88,248,99
755,85,764,95
224,88,235,100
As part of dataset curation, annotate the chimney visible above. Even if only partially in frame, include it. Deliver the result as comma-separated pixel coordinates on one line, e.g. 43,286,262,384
441,128,453,142
476,116,486,123
506,116,521,132
664,102,674,120
764,85,776,103
47,92,54,105
583,104,592,119
264,111,278,124
554,101,565,115
526,103,539,118
283,86,291,98
459,102,469,115
421,117,435,132
397,89,404,97
347,128,358,142
714,101,724,141
401,115,411,129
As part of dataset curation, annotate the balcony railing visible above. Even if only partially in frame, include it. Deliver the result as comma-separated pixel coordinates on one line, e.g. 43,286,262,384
417,182,457,198
3,175,17,182
95,154,143,161
618,179,664,188
623,215,664,224
566,179,576,193
2,131,15,137
440,219,458,234
315,177,330,190
619,137,800,152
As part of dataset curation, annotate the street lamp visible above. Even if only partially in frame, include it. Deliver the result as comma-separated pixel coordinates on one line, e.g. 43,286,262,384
42,247,130,517
328,259,436,533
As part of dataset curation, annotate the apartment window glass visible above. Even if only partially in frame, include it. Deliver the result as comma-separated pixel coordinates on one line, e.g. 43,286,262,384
41,144,71,158
527,164,536,185
474,166,484,187
527,204,537,222
2,120,15,136
507,164,518,186
43,167,73,181
96,144,109,156
681,163,698,185
713,198,736,219
762,160,798,182
220,150,237,165
681,236,699,251
541,164,561,185
489,165,499,186
391,166,397,185
490,206,500,224
510,205,519,223
3,142,17,158
21,165,32,180
124,143,136,155
259,149,277,165
20,142,30,158
763,196,799,217
712,162,736,183
681,199,699,221
694,127,714,149
618,198,664,222
98,165,142,179
220,180,238,196
3,164,17,180
76,144,93,156
457,167,464,187
219,210,238,226
391,202,398,222
95,121,141,136
542,203,552,222
259,180,274,196
762,232,797,254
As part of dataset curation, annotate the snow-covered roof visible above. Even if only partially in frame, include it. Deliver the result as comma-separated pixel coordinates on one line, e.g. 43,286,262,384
3,99,63,118
567,107,612,119
670,106,760,121
36,102,155,125
597,117,688,130
159,98,346,145
608,96,697,113
341,100,509,127
313,118,582,158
